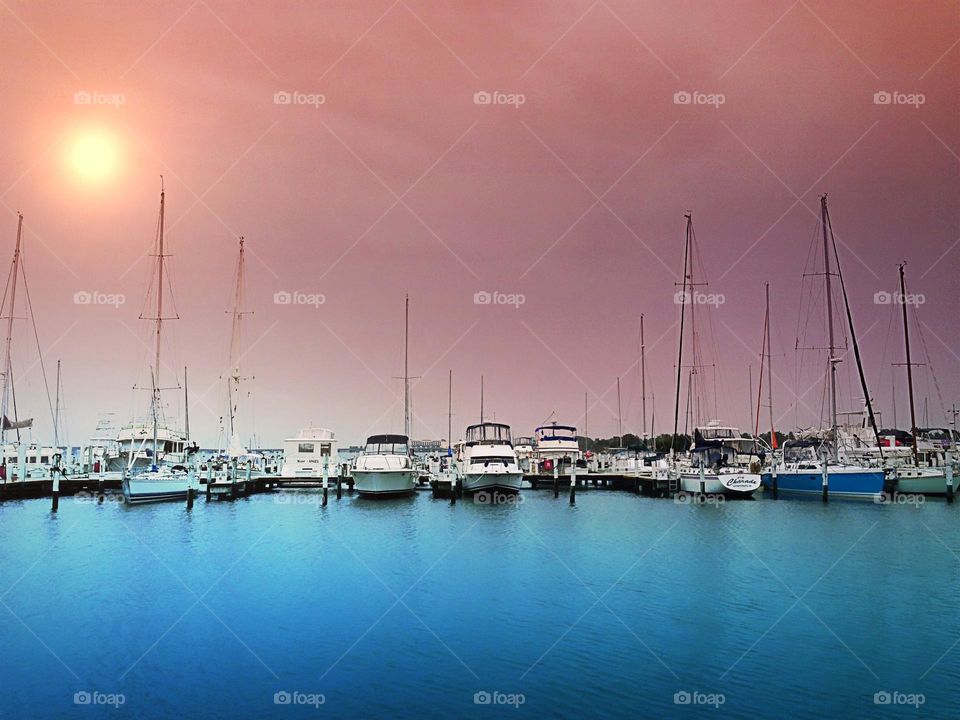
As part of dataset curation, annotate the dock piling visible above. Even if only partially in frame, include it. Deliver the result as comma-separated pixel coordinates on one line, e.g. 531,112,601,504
186,487,195,510
821,453,829,504
569,463,576,506
947,453,954,504
51,476,59,513
771,461,779,499
322,485,328,507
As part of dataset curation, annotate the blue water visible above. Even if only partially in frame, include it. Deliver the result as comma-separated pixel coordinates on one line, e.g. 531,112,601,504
1,490,958,719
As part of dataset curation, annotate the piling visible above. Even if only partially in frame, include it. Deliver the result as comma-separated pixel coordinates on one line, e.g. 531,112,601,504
553,463,559,498
821,457,829,504
450,475,457,506
322,485,328,507
205,481,211,501
771,461,779,500
569,462,576,506
51,475,60,513
186,487,195,510
336,475,342,501
699,464,705,495
947,453,954,504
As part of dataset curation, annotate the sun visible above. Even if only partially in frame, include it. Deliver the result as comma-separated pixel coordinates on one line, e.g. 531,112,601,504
69,133,118,182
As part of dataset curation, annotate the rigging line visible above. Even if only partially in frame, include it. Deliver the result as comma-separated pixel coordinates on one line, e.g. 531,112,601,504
912,308,948,423
18,253,56,435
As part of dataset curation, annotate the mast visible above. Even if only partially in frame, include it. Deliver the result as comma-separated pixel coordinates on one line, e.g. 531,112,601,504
584,391,588,451
640,314,647,441
765,283,776,448
672,214,692,453
53,360,61,447
824,196,884,461
447,369,452,452
184,366,190,444
404,294,410,439
616,377,623,445
749,364,754,436
899,263,920,462
1,214,23,443
820,195,839,461
480,375,484,424
155,180,165,405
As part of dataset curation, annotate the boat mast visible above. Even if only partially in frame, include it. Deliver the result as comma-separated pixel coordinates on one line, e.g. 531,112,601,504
899,263,920,462
616,376,622,445
640,314,647,442
53,359,60,447
672,214,692,454
184,366,190,445
824,196,884,461
155,180,165,440
480,375,484,424
1,214,23,444
584,391,588,452
404,294,410,439
447,369,452,452
765,283,776,448
820,195,839,461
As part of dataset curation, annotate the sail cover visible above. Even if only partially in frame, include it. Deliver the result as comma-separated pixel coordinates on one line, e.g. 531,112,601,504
2,415,32,430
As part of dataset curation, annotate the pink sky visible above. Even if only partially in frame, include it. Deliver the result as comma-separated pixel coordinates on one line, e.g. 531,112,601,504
0,0,957,447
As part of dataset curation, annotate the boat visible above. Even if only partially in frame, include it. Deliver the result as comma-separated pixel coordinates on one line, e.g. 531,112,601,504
514,436,534,473
458,422,524,494
121,181,196,504
533,422,585,477
352,295,418,497
760,196,886,500
280,427,339,477
678,425,761,497
352,434,418,496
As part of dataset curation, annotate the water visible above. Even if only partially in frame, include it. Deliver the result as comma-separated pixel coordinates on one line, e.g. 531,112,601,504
1,490,958,719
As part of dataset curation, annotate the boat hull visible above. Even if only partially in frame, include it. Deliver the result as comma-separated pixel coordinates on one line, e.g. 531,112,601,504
894,468,957,496
761,469,886,499
122,476,195,505
352,469,418,497
679,472,761,498
462,472,523,494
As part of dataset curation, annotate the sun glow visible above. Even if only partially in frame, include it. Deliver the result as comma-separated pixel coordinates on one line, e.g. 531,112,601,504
69,132,118,182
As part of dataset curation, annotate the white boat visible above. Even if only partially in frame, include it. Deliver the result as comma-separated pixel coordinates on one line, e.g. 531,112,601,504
459,422,524,494
123,467,197,505
280,427,339,477
679,441,761,498
533,422,585,476
352,434,418,497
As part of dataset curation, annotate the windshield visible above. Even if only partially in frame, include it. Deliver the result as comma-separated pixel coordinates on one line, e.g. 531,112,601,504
364,442,409,455
536,426,577,441
466,424,513,445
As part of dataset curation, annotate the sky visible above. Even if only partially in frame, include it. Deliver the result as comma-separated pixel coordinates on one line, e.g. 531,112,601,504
0,0,957,448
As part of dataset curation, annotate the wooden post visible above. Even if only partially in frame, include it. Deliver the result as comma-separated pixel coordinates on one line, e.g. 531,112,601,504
821,449,829,504
205,480,211,501
322,484,328,507
569,459,576,506
51,475,59,512
946,452,954,504
771,455,779,499
336,473,342,500
699,464,705,495
553,462,559,498
186,487,195,510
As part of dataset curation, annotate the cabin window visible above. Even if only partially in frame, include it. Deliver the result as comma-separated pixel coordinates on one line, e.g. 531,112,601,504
298,443,315,453
320,444,331,456
40,456,49,464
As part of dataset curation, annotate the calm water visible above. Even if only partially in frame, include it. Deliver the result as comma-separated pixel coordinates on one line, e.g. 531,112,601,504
1,489,958,719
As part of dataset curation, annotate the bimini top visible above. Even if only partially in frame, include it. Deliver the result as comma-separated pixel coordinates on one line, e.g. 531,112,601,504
465,423,513,446
365,434,409,445
535,424,577,440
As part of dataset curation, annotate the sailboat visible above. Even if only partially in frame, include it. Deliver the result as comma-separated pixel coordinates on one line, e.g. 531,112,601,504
670,213,761,498
760,196,887,499
0,213,61,481
122,182,197,504
204,238,265,483
352,295,418,497
884,264,957,495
